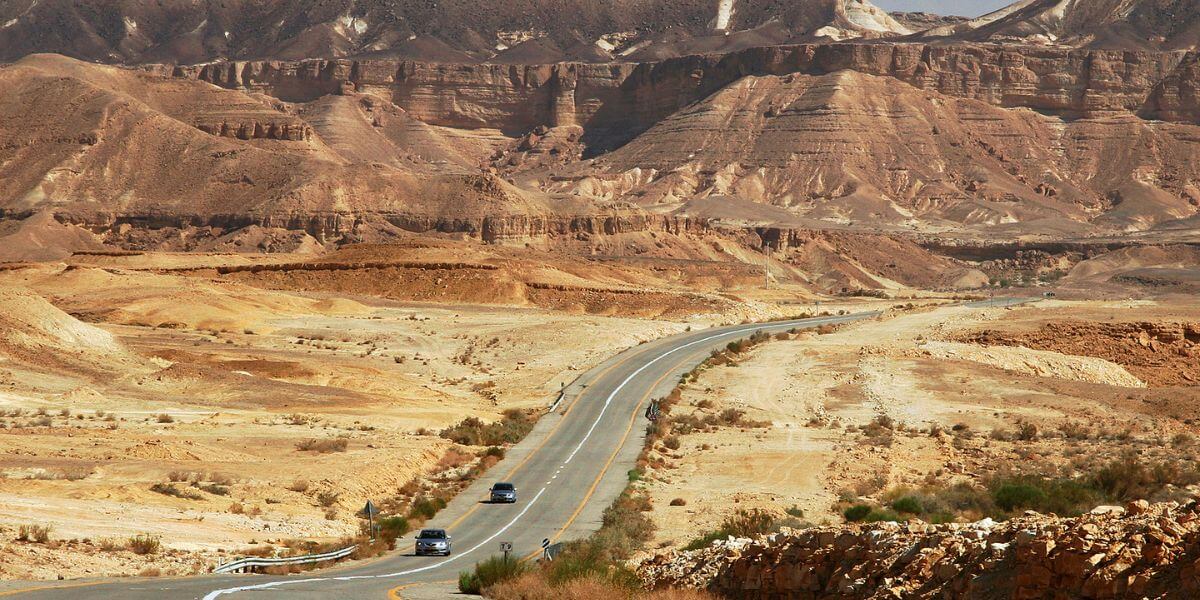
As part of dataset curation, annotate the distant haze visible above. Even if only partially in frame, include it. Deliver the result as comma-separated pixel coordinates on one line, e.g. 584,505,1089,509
872,0,1012,17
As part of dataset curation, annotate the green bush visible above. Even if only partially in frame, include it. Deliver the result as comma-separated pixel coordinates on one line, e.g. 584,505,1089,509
408,496,447,521
376,516,409,548
890,496,923,515
843,504,872,522
993,483,1048,512
547,538,640,589
863,509,903,522
458,555,529,595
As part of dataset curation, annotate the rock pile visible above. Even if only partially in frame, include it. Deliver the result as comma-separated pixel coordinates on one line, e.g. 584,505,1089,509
636,501,1200,599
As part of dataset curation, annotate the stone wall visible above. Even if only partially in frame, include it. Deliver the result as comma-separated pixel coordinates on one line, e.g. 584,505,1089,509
637,500,1200,599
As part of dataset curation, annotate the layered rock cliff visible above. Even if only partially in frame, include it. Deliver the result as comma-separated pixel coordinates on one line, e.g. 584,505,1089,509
167,44,1199,150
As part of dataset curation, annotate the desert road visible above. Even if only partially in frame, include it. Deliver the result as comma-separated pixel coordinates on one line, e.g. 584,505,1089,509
9,298,1031,600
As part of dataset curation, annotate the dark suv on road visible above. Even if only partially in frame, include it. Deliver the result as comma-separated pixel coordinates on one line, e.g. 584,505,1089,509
489,482,517,503
414,529,452,556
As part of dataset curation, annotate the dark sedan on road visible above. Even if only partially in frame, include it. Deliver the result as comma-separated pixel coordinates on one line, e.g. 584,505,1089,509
414,528,452,556
490,482,517,503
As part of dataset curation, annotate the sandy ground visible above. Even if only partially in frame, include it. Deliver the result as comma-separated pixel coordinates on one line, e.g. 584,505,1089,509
640,299,1200,549
0,260,690,579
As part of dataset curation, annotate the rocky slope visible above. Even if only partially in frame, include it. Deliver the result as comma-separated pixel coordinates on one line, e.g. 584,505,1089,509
0,0,909,65
637,500,1200,599
0,53,598,244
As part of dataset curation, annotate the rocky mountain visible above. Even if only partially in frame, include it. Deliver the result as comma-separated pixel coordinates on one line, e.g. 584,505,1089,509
920,0,1200,50
1,4,1198,262
0,54,585,248
0,0,910,65
156,43,1200,235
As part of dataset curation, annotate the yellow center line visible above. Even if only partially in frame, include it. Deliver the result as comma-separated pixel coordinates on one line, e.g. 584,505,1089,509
0,577,183,597
444,351,639,530
386,578,455,599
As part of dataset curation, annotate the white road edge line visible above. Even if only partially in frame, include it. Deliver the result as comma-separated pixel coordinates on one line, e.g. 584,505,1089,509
200,313,877,599
201,488,548,599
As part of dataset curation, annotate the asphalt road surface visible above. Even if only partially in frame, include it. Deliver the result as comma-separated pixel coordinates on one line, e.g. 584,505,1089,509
7,298,1030,600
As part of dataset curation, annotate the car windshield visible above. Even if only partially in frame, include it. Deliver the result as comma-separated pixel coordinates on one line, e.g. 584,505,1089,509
493,483,514,491
419,530,446,539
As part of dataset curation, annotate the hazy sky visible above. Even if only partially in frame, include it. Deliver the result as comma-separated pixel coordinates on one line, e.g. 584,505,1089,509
872,0,1014,17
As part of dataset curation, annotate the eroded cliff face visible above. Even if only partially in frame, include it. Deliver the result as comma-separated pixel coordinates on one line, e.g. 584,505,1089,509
167,44,1199,150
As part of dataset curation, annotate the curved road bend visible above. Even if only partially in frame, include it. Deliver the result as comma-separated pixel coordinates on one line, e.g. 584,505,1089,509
11,298,1031,600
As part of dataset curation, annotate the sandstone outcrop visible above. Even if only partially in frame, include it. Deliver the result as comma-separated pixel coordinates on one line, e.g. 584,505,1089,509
637,501,1200,599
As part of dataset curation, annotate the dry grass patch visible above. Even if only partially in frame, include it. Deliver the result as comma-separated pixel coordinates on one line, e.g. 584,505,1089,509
296,438,349,453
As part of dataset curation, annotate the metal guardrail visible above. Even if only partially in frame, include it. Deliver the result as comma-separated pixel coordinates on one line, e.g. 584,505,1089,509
213,544,357,574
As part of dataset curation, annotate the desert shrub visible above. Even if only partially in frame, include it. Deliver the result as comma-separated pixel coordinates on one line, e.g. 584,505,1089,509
296,438,349,453
546,538,641,589
208,472,234,486
138,567,162,577
317,491,340,507
408,495,447,521
437,447,475,471
440,409,536,447
684,509,781,550
458,555,529,594
785,506,805,518
198,483,230,496
993,483,1048,512
843,504,872,522
377,516,409,548
128,533,161,555
1059,421,1091,440
669,498,687,506
156,413,174,423
890,496,924,515
17,524,52,543
662,436,681,451
863,509,903,522
150,483,203,500
1016,421,1039,441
